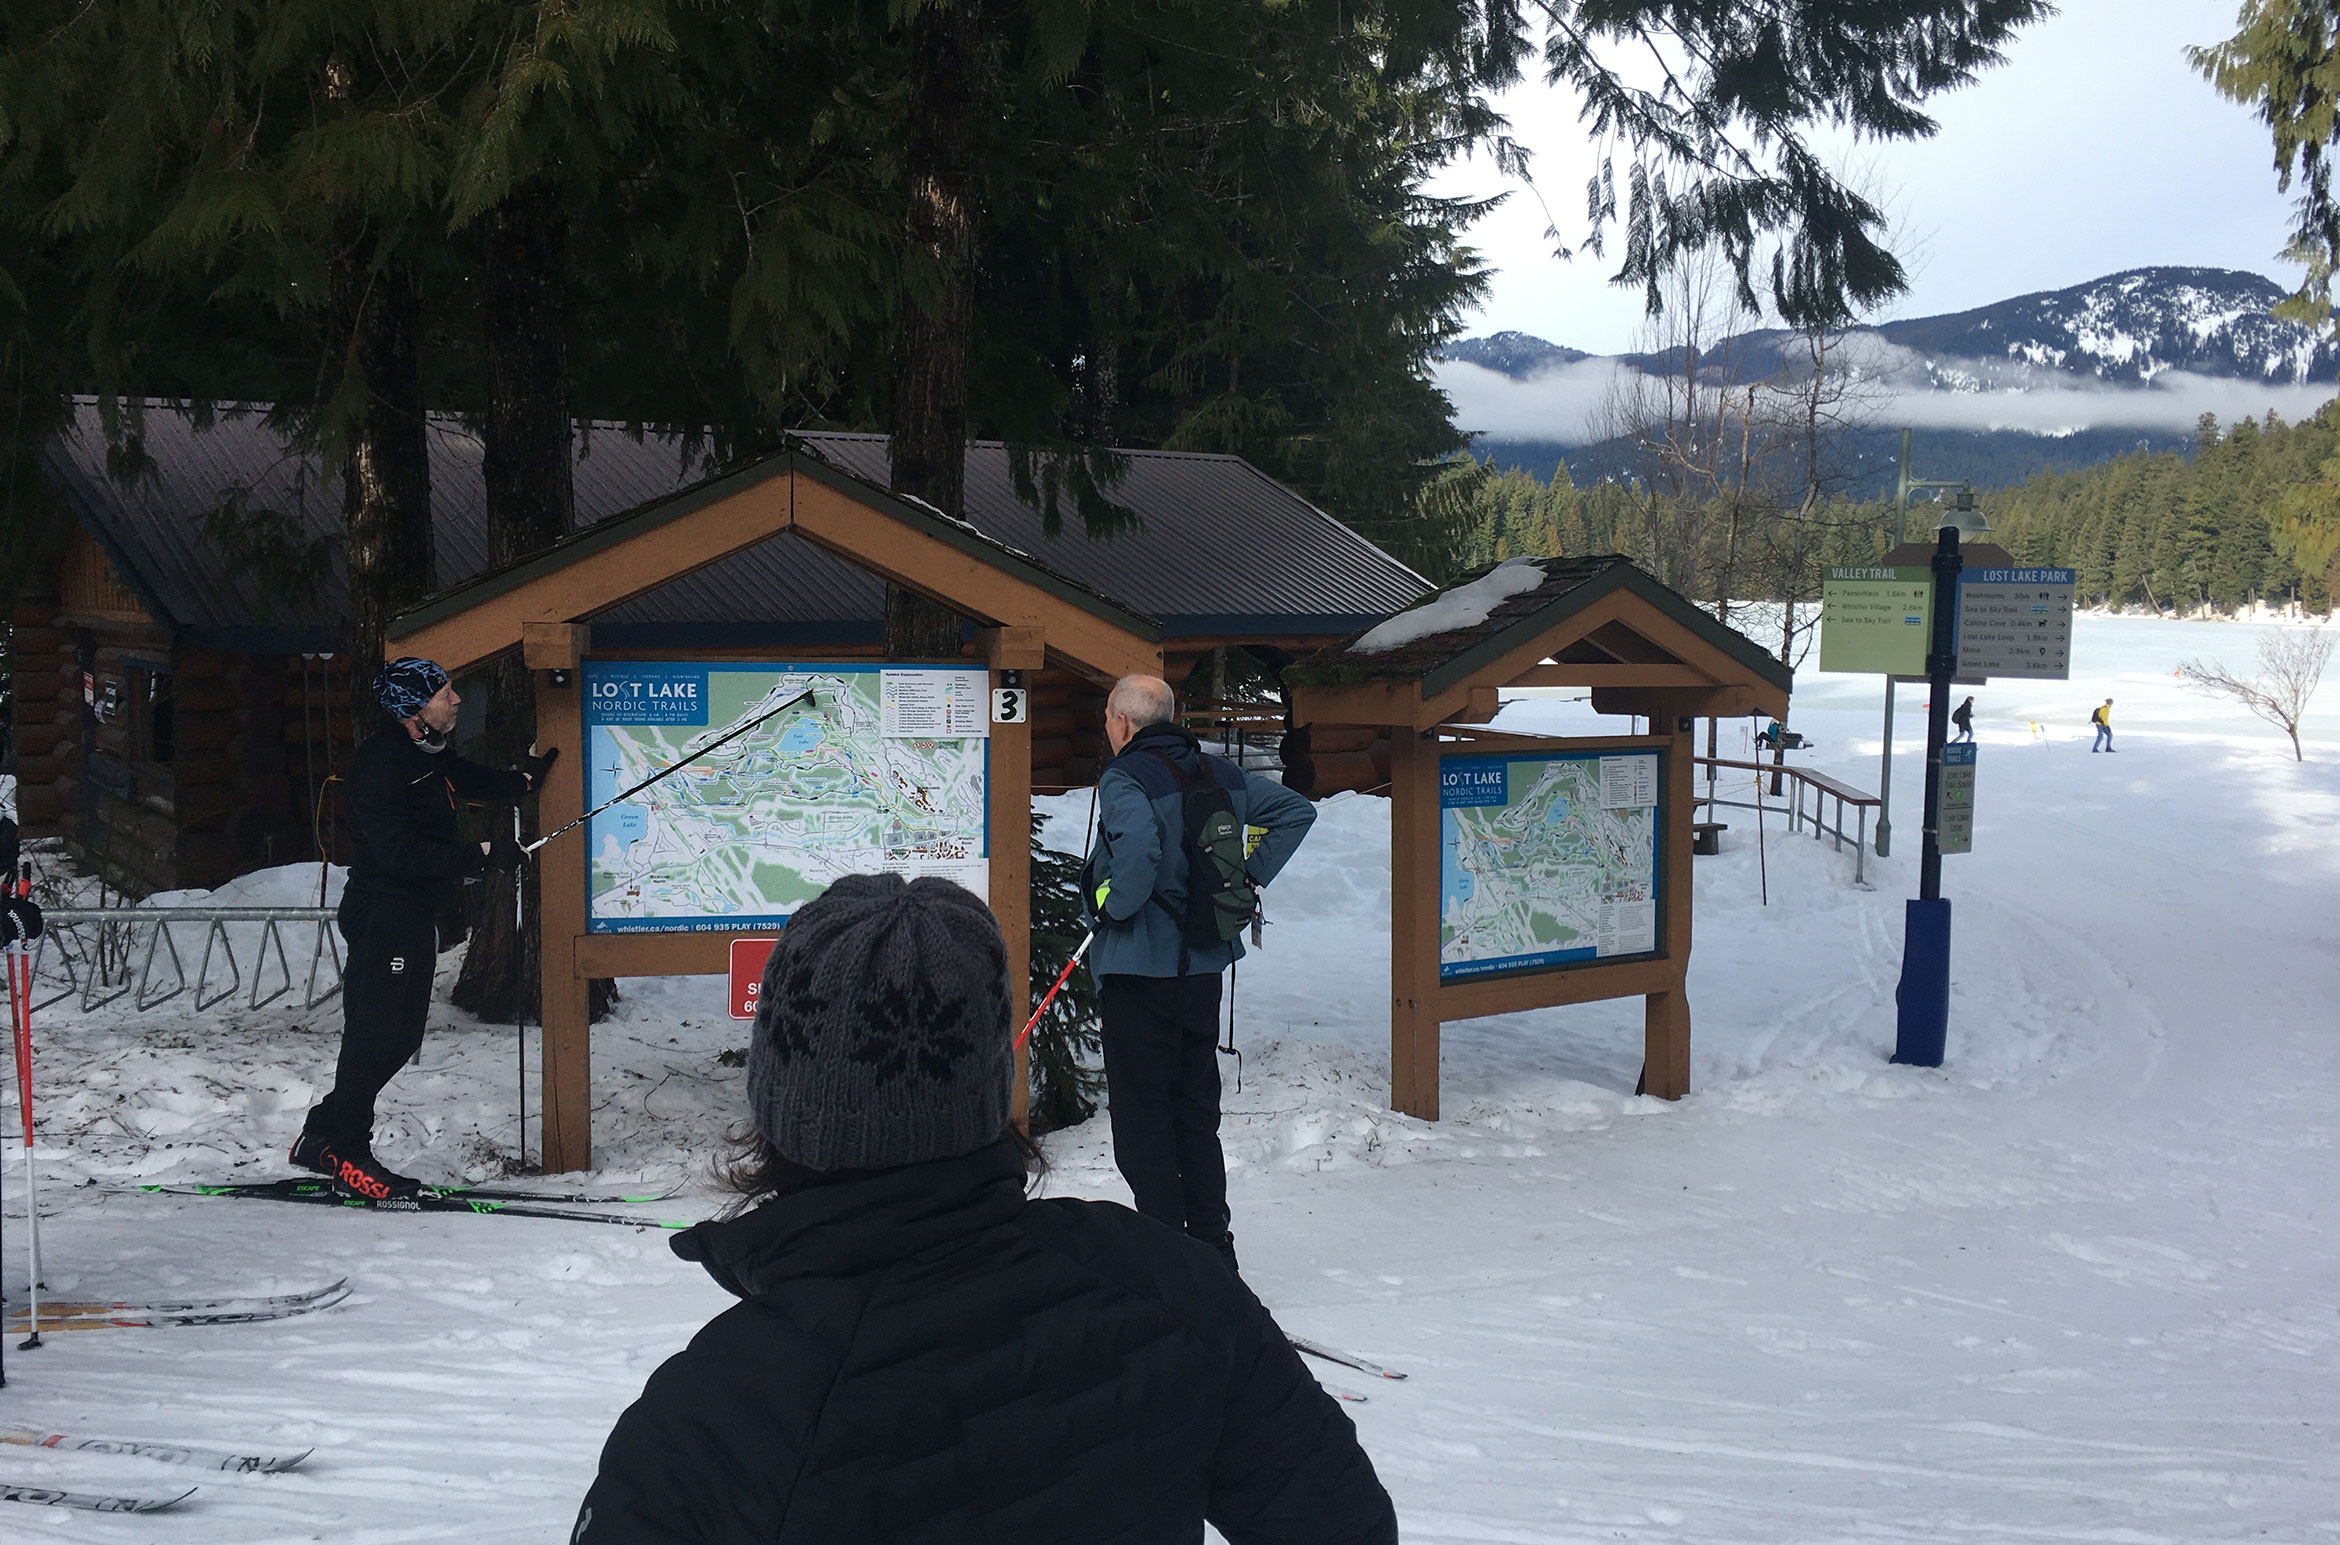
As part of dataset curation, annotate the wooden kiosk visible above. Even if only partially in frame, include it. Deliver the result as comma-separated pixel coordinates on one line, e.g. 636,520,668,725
1285,556,1790,1119
385,448,1161,1170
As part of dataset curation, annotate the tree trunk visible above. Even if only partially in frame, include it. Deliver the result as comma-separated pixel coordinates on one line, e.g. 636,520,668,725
334,239,433,682
885,0,986,661
454,182,580,1026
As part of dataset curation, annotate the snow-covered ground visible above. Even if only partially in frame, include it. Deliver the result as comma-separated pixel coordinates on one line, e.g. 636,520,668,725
2,614,2336,1541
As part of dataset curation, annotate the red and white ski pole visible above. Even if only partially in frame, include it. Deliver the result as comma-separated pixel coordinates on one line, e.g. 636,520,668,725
1015,931,1093,1051
7,863,41,1349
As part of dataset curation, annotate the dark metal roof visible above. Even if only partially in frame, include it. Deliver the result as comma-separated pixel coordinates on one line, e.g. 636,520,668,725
44,402,1428,651
1288,554,1794,697
797,433,1429,636
388,442,1160,647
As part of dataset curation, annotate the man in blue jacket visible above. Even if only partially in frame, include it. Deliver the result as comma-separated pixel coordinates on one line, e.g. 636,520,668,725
1082,674,1316,1271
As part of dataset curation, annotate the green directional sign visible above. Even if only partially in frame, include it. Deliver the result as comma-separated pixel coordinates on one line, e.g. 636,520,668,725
1819,566,1934,676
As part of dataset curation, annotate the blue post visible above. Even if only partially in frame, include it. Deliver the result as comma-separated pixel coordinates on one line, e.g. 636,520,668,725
1893,897,1952,1066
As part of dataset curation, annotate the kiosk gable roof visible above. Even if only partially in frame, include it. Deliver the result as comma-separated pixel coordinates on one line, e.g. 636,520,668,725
386,445,1158,647
1290,555,1794,698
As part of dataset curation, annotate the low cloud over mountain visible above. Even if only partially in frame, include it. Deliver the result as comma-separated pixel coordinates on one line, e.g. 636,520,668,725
1440,266,2340,458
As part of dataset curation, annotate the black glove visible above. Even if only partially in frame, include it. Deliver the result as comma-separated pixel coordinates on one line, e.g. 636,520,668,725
0,894,42,948
480,832,529,873
522,743,560,790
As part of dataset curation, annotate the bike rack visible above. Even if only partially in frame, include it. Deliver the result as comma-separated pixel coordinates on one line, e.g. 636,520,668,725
29,906,345,1018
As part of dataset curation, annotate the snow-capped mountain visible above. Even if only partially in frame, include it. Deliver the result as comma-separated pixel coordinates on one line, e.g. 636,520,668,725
1873,267,2334,386
1450,267,2337,389
1441,331,1590,378
1439,265,2340,493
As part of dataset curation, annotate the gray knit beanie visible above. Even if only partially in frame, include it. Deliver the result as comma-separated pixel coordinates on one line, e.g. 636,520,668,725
748,872,1013,1171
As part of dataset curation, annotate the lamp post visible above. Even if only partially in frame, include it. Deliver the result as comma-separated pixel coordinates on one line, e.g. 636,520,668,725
1875,430,1987,857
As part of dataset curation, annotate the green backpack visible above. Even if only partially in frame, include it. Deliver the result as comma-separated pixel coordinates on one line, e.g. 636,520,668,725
1146,749,1257,963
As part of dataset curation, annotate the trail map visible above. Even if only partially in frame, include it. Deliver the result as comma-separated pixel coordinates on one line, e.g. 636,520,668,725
1439,750,1662,980
584,662,989,933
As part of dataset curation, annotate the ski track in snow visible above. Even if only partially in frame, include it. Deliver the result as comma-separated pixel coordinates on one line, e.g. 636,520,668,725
3,614,2337,1541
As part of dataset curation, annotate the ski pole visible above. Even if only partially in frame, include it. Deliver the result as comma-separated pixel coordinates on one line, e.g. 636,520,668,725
9,863,41,1350
526,687,815,855
1015,931,1093,1051
513,805,527,1171
1012,792,1104,1055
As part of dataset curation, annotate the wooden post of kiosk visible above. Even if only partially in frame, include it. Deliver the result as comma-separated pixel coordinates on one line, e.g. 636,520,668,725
524,621,594,1172
980,627,1044,1126
1388,727,1442,1119
1642,715,1697,1099
1285,556,1793,1122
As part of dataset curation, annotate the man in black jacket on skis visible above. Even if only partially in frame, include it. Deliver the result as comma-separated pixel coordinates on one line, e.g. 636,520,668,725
291,657,556,1199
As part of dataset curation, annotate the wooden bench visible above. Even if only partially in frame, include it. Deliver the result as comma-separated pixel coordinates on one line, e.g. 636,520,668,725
1692,821,1728,856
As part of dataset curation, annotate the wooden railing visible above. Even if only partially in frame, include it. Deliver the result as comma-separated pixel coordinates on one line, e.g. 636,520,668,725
1179,699,1287,774
1693,756,1879,885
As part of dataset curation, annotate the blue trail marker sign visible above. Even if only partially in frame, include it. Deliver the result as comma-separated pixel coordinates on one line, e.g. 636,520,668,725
1938,742,1976,855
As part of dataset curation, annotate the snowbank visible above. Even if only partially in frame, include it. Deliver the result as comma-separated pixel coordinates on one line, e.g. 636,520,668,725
1,614,2335,1540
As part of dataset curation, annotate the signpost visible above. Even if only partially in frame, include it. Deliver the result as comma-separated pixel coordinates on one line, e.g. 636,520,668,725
1955,567,2075,679
1893,527,1965,1069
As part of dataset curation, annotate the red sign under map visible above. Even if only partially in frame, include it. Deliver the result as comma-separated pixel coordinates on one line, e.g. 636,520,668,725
729,936,781,1020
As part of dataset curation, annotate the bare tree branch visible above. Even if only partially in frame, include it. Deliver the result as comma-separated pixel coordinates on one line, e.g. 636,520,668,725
2182,628,2337,761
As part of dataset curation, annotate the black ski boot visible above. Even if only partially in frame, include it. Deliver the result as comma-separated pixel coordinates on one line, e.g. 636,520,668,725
288,1129,341,1176
326,1144,421,1202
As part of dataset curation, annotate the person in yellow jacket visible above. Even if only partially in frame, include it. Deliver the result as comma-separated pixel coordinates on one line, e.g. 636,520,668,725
2091,698,2114,753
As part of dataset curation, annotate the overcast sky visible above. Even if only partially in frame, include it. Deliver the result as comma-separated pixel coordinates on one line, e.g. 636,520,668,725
1431,0,2301,354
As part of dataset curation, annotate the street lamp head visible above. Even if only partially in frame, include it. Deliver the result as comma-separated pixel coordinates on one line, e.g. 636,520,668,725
1938,484,1991,536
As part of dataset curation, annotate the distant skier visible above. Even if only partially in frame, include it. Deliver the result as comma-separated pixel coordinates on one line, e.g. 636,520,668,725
2091,698,2115,753
574,872,1396,1545
1951,696,1975,743
290,658,557,1199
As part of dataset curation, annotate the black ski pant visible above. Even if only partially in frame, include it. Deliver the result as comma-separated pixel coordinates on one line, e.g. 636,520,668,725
304,889,437,1150
1099,972,1232,1266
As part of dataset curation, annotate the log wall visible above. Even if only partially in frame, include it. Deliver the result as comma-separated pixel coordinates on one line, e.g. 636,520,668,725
1030,668,1108,791
7,603,71,840
10,525,346,892
1280,722,1392,798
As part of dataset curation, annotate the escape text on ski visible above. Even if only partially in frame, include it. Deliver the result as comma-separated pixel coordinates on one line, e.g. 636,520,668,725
1284,556,1791,1118
385,446,1163,1170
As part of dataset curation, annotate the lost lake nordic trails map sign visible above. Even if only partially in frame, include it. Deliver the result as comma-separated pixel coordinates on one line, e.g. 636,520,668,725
1439,750,1663,981
584,662,990,932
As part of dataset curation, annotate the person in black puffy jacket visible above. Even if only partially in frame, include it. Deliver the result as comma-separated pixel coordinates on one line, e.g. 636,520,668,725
290,656,555,1200
573,871,1397,1545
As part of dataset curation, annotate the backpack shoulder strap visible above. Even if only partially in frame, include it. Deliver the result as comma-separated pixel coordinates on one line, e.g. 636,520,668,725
1200,750,1247,795
1144,746,1201,788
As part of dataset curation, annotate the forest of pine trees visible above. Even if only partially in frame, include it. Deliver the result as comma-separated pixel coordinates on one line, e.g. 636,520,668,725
1458,403,2340,627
